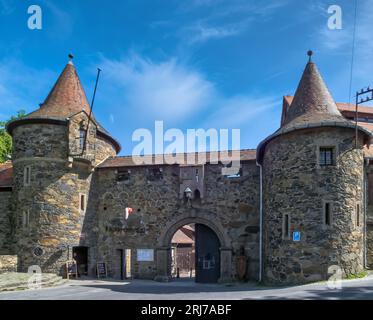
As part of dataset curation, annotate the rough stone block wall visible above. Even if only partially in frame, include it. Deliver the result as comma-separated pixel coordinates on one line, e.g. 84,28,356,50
0,255,18,273
90,160,260,281
263,128,365,284
11,121,115,275
366,171,373,268
0,191,12,254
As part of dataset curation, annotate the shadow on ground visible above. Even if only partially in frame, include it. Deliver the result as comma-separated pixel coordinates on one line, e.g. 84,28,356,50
71,277,293,295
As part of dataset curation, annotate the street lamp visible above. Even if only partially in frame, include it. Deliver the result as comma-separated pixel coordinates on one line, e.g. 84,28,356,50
184,187,193,207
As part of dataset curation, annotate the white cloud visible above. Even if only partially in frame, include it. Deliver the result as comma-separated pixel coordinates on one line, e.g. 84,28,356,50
99,54,215,122
204,96,280,128
190,25,240,42
98,52,281,145
178,0,290,44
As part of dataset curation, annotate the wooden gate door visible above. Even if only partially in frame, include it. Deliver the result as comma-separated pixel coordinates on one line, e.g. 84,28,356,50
195,224,220,283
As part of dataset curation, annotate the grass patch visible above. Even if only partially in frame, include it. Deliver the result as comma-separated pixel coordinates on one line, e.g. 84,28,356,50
345,271,368,280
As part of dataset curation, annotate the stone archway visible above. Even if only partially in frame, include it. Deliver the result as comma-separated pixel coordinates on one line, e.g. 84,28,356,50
155,210,233,283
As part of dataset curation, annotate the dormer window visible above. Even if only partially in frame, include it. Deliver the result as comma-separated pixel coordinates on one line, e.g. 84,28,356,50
319,147,335,166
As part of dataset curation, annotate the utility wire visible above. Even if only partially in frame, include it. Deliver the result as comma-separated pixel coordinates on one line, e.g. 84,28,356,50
348,0,358,107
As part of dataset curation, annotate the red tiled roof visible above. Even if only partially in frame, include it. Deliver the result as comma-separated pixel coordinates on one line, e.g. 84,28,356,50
172,226,195,244
0,161,13,188
27,62,91,119
284,96,373,116
6,60,121,153
282,62,347,128
99,149,257,168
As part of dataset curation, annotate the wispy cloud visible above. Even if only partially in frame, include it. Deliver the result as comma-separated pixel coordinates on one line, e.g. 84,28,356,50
98,52,281,136
99,53,215,122
186,23,245,43
177,0,290,44
204,96,279,128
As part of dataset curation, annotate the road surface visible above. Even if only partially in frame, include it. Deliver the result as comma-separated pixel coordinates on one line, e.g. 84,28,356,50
1,275,373,300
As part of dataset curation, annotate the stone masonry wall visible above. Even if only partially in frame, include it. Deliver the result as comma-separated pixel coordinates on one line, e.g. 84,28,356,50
11,121,115,275
0,255,17,273
263,127,365,284
365,170,373,268
86,160,260,281
0,191,12,254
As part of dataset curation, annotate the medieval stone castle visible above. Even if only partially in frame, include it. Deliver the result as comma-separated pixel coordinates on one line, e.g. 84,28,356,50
0,53,373,284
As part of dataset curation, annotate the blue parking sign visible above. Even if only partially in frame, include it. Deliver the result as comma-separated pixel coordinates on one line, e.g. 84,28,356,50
293,231,301,241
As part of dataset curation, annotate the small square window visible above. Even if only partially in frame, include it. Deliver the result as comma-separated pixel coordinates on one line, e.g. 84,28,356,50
117,169,131,182
319,147,335,166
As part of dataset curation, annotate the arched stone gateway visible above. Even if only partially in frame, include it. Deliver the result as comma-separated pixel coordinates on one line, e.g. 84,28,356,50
155,210,233,283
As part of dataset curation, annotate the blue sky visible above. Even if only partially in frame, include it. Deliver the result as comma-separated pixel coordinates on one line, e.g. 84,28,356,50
0,0,372,155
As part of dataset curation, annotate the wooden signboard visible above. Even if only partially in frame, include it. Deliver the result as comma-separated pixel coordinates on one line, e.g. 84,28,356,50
66,260,78,279
97,262,107,278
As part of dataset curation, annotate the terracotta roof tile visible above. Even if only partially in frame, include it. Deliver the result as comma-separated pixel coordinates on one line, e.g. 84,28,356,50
282,61,347,129
27,62,91,119
7,59,121,153
172,226,195,244
284,96,373,116
0,161,13,188
99,149,256,168
257,58,373,163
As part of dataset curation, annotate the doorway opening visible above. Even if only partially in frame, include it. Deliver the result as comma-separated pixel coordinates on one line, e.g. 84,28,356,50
170,223,221,283
125,249,132,279
171,224,195,279
72,246,88,277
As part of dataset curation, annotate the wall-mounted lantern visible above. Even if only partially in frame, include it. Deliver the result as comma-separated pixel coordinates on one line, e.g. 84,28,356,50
184,187,192,207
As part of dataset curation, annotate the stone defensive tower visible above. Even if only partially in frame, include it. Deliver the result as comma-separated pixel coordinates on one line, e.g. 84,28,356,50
257,55,372,284
6,56,120,274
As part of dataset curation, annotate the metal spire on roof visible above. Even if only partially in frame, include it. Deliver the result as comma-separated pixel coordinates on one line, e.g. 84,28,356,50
68,53,74,65
307,50,313,63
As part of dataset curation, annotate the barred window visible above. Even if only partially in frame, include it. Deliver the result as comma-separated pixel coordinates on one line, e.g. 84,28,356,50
319,147,334,166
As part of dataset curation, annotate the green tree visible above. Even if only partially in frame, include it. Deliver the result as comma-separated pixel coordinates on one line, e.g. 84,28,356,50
0,110,26,163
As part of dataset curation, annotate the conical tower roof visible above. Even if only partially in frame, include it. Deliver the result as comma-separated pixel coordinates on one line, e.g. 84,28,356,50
27,60,91,118
7,55,121,152
256,52,372,163
282,59,345,127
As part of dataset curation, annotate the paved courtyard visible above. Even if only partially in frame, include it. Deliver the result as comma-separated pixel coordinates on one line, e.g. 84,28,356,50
1,275,373,300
